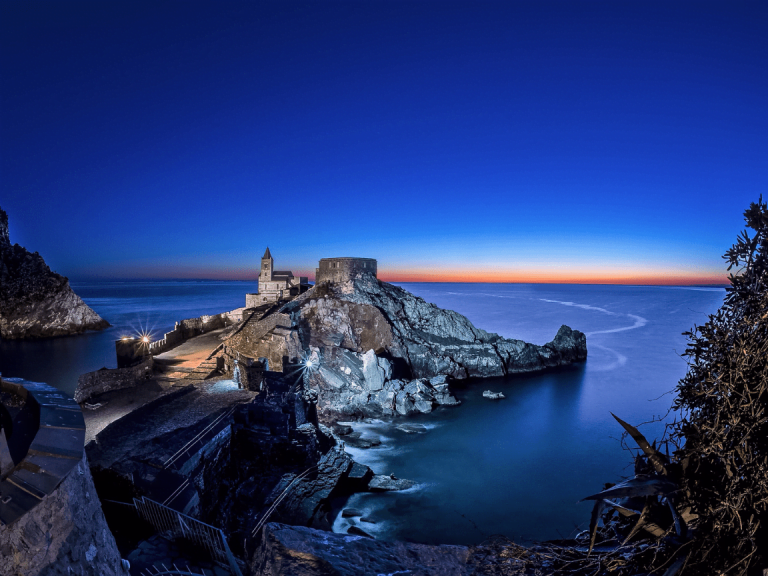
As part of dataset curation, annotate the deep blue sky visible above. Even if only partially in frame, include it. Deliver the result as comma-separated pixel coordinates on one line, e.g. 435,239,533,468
2,1,766,283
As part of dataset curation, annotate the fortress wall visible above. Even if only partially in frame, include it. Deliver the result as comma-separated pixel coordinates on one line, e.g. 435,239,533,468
316,258,377,285
225,312,292,357
220,312,298,374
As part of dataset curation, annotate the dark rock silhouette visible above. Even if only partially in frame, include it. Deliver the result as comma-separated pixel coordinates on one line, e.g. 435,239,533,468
0,207,109,339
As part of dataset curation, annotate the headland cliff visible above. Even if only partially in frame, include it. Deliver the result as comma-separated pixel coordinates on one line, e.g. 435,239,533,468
0,207,110,339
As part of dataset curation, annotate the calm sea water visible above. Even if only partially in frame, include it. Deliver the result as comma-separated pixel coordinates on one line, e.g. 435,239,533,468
0,281,252,395
0,281,725,545
334,283,725,545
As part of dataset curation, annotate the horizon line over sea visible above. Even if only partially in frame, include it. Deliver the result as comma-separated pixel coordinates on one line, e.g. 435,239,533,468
69,278,732,289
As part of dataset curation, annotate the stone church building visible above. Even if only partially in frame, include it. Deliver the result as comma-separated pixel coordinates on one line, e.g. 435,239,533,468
246,248,309,307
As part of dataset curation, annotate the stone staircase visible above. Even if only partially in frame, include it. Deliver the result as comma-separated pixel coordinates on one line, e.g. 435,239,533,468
153,355,221,383
185,358,220,381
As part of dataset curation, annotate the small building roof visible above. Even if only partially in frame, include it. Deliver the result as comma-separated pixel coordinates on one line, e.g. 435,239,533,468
262,247,272,259
272,271,293,278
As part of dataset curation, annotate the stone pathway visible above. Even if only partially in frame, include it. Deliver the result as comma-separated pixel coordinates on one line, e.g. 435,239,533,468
153,329,227,372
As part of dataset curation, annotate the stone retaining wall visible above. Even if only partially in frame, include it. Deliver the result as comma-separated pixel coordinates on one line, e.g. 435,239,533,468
74,357,154,404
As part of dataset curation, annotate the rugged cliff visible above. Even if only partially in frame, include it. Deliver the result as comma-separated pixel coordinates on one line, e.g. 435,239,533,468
0,207,109,339
279,275,587,419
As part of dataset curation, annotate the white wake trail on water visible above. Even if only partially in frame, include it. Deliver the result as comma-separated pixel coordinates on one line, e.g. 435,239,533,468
539,298,647,371
538,299,648,336
587,343,627,371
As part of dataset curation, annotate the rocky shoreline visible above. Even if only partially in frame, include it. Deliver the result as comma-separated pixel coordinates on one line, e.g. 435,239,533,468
227,274,587,421
0,207,110,339
52,269,588,574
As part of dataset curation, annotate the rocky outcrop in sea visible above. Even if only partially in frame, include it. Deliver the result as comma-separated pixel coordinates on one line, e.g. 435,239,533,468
0,207,110,339
278,275,587,419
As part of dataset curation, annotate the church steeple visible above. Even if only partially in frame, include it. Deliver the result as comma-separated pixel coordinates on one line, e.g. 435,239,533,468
260,247,273,281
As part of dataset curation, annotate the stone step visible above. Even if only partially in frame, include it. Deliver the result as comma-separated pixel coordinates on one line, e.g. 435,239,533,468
185,359,220,381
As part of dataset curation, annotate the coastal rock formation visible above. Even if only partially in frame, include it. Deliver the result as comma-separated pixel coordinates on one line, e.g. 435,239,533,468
252,522,473,576
281,276,587,418
0,455,129,576
0,207,109,339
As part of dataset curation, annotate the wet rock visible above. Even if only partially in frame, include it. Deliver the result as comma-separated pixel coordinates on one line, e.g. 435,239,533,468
483,390,505,400
343,432,382,449
346,461,374,487
368,474,416,492
347,525,374,538
360,516,376,524
332,423,353,436
341,508,363,518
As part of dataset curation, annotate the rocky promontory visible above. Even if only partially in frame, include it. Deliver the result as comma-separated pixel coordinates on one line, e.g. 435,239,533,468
0,207,110,339
268,274,587,419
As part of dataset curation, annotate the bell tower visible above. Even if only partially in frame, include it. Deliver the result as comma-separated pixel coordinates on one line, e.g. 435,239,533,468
260,247,273,282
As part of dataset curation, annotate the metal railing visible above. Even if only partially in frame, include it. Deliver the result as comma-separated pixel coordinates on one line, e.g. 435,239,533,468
163,406,237,469
250,464,318,538
133,496,243,576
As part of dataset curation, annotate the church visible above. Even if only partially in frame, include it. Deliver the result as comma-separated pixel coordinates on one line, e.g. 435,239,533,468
245,248,309,307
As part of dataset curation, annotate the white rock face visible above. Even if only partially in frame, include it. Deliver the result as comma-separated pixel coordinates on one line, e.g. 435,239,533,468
361,349,392,392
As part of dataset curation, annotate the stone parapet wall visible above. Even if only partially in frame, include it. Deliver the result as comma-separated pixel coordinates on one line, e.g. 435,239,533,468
74,357,154,404
148,308,243,356
226,312,292,352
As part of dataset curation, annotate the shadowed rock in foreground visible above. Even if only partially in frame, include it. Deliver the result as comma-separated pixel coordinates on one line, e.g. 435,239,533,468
253,523,475,576
0,207,109,339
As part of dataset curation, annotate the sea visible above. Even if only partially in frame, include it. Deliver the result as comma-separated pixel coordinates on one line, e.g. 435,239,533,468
0,281,726,546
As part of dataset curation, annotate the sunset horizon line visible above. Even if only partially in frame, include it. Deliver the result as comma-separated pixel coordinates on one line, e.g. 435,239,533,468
70,272,731,287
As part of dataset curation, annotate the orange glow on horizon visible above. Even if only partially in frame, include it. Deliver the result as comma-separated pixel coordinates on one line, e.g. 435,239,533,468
376,268,729,286
91,264,729,286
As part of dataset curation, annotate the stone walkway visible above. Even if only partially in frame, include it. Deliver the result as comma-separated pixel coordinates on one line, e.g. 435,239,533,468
153,329,227,371
85,379,255,471
83,328,233,444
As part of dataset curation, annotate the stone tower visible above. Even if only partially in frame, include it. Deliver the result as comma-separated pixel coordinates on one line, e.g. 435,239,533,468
260,247,273,282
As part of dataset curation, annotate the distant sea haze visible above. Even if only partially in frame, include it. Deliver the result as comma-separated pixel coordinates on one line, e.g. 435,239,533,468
0,281,725,544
